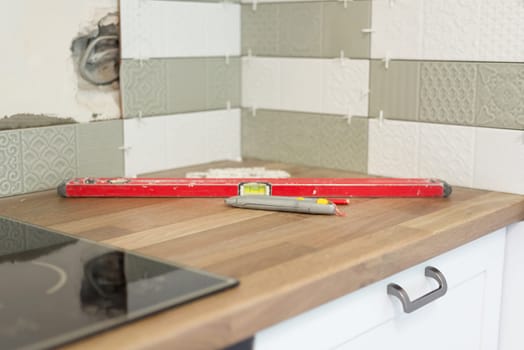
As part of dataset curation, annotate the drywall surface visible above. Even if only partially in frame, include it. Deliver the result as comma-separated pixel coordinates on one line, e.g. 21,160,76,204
0,0,120,124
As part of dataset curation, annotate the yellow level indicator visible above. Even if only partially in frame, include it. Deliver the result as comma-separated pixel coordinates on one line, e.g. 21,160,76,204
238,182,272,196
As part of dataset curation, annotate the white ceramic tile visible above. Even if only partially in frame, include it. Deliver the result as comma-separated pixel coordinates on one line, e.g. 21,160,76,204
279,58,323,113
372,0,524,62
121,1,240,59
478,0,524,62
158,1,206,57
243,57,369,115
206,2,241,57
165,109,241,169
473,128,524,195
123,116,167,176
241,57,281,109
368,119,419,178
370,0,423,59
422,0,480,61
202,109,241,163
120,0,154,59
322,59,369,117
418,123,475,187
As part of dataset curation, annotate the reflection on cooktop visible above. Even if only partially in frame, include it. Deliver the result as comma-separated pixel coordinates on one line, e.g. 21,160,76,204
0,216,238,350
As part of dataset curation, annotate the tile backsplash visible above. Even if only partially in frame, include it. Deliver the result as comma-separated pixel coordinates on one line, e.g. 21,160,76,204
124,110,241,177
121,0,240,59
0,120,125,197
242,110,368,173
368,119,524,192
371,0,524,62
121,58,241,118
242,57,369,116
241,1,371,58
4,0,522,198
241,0,524,194
370,60,524,130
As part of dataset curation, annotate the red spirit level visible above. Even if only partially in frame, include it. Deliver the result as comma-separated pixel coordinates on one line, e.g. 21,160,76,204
57,177,452,198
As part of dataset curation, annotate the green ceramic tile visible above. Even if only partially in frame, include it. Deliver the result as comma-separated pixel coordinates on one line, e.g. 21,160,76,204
322,1,371,58
242,109,368,173
121,59,169,118
278,3,322,57
0,130,23,197
369,60,420,121
419,61,477,126
77,120,125,177
241,4,279,56
21,125,77,192
206,57,241,110
122,58,241,117
476,63,524,130
167,58,207,114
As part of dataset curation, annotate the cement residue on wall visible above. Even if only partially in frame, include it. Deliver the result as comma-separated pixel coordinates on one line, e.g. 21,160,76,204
0,114,76,131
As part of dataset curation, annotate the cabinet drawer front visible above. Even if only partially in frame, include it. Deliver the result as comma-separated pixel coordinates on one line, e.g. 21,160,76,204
254,228,506,350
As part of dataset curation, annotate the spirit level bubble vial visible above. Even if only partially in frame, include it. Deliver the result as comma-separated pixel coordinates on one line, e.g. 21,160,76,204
238,182,272,196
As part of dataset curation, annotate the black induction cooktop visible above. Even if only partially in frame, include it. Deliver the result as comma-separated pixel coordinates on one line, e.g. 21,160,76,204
0,216,238,350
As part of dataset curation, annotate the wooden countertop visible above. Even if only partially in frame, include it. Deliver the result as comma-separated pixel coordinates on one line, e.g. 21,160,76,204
1,160,523,350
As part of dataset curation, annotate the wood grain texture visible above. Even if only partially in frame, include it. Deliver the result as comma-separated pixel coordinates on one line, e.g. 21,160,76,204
0,160,522,350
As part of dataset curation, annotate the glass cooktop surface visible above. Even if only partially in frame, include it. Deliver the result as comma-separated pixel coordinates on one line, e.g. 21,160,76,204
0,216,238,350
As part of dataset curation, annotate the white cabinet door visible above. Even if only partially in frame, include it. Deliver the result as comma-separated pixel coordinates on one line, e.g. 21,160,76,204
254,228,506,350
499,221,524,350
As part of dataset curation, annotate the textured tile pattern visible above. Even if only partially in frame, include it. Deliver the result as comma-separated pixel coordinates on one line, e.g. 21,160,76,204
370,60,524,130
77,120,125,177
0,130,23,196
371,0,524,62
121,0,240,58
478,0,524,62
21,125,77,193
121,59,169,118
121,58,241,118
419,62,477,125
476,64,524,129
0,123,126,197
421,0,480,60
241,2,371,58
241,109,368,173
241,57,369,117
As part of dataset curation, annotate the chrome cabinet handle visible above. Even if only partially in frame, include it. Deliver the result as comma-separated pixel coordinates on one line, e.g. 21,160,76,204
387,266,448,313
